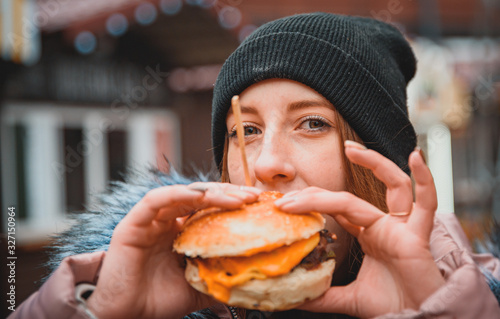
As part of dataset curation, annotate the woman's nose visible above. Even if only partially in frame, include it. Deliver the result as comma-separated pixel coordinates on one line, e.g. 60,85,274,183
253,136,296,185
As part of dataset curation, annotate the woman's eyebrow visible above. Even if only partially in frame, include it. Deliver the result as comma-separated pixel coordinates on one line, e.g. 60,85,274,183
227,100,333,116
287,99,334,111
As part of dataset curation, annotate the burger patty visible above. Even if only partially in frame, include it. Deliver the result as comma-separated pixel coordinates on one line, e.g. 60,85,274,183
298,229,336,270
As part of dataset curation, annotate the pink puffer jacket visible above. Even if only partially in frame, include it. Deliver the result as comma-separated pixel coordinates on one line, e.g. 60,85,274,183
8,213,500,319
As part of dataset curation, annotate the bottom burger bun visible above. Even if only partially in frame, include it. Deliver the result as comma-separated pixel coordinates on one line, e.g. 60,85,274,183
185,258,336,311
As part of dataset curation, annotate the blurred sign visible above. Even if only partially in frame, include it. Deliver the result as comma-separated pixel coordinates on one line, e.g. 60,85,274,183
1,0,40,65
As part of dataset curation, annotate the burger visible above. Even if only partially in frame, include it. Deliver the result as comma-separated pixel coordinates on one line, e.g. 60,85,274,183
173,191,336,311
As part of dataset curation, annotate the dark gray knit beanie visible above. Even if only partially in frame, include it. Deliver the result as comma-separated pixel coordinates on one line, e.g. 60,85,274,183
212,12,417,174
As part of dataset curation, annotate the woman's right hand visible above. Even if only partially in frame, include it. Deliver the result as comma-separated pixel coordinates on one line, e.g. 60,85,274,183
86,182,261,319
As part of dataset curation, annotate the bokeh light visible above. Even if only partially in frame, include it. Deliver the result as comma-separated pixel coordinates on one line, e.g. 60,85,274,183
238,24,257,42
218,6,242,29
197,0,217,9
106,13,129,37
74,31,97,54
160,0,183,15
135,3,158,26
168,68,189,92
168,65,221,92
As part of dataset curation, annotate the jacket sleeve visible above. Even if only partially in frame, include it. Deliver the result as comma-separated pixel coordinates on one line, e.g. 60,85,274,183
376,213,500,319
8,251,105,319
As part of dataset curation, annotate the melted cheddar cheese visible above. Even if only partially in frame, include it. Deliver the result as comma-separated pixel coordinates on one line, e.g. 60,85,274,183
195,232,320,303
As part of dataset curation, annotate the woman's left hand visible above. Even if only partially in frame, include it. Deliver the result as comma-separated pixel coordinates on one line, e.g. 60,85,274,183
275,141,445,318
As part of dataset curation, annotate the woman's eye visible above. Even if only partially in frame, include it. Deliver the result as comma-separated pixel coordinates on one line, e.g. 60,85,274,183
307,120,325,129
244,126,260,135
299,116,331,131
229,124,261,138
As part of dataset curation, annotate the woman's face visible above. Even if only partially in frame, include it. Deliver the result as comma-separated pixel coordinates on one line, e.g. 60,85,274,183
226,78,346,193
226,79,350,274
226,79,351,281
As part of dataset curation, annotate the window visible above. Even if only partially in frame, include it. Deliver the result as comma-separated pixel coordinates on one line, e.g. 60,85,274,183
1,103,181,244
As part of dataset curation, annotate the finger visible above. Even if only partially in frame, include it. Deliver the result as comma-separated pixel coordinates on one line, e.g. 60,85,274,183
156,185,260,224
298,284,356,316
407,148,437,238
275,189,384,228
335,215,361,237
188,182,262,196
344,140,413,213
126,186,203,226
282,190,301,198
127,184,259,226
193,183,261,207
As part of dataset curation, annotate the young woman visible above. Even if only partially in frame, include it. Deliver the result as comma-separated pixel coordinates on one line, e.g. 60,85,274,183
11,12,500,319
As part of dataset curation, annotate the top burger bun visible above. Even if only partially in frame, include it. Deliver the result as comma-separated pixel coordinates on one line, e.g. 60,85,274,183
174,191,325,258
173,191,336,311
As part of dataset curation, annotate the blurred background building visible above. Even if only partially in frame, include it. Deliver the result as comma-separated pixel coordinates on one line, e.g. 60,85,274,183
0,0,499,315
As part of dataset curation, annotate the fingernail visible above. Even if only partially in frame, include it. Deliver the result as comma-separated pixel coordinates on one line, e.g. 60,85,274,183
275,196,297,206
344,140,367,150
415,146,427,165
283,190,300,198
225,190,251,200
239,186,262,195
